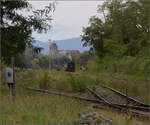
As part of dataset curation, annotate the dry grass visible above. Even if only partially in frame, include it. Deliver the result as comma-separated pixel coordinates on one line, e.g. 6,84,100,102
1,85,149,125
16,70,149,103
1,70,149,124
1,86,90,124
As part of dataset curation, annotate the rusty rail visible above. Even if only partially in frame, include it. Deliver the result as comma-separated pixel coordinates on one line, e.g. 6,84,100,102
21,86,101,103
87,87,150,120
20,86,150,120
99,84,150,108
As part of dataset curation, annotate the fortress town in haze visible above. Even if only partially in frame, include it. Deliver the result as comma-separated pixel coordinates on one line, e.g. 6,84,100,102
49,43,80,58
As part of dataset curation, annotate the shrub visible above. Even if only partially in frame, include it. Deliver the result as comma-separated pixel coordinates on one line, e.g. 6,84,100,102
86,55,149,78
87,60,100,73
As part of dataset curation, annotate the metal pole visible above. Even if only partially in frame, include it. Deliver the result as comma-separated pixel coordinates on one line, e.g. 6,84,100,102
49,57,50,70
48,39,51,71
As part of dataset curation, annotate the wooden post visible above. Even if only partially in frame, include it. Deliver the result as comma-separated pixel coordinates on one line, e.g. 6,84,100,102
8,84,14,100
8,56,15,101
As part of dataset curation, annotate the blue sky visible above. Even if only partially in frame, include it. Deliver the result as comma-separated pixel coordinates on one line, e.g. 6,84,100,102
30,1,104,42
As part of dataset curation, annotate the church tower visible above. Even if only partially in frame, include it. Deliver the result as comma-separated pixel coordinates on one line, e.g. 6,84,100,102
49,43,59,58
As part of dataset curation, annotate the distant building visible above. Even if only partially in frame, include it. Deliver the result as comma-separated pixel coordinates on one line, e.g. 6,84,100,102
59,50,80,55
49,43,59,58
49,43,80,58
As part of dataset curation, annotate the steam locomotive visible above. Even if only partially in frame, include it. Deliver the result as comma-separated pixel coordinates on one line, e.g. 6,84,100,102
65,61,75,72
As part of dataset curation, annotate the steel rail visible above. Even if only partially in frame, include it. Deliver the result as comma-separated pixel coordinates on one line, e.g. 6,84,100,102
20,86,150,120
87,87,150,120
99,84,150,108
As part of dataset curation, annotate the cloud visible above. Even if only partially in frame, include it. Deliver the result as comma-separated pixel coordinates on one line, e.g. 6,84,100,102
31,1,104,41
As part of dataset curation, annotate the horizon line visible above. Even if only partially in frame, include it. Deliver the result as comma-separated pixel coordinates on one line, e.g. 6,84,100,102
35,36,82,42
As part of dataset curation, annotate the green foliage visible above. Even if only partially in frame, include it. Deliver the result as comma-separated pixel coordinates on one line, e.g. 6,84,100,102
38,55,50,69
38,71,51,89
20,47,72,70
81,0,149,57
72,51,93,68
87,57,101,73
87,55,149,78
1,0,55,64
82,0,149,79
0,61,7,69
81,16,104,57
49,55,71,70
67,74,87,93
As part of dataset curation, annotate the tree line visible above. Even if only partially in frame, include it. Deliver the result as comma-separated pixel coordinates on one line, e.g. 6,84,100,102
81,0,149,58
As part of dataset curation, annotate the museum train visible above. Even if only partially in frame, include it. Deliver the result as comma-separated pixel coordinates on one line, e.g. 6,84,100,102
65,61,75,72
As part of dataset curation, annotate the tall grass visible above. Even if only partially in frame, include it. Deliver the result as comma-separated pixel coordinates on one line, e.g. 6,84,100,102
67,73,87,93
38,71,51,89
15,70,149,104
94,73,149,104
1,85,149,125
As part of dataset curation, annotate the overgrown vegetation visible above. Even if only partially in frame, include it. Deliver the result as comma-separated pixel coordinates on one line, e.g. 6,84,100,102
16,71,148,104
1,71,149,124
87,55,149,78
82,0,149,57
81,0,149,78
38,71,51,89
1,0,149,124
67,73,87,93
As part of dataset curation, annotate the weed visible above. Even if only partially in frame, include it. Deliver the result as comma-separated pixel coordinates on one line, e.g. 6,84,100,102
38,71,51,89
67,74,87,93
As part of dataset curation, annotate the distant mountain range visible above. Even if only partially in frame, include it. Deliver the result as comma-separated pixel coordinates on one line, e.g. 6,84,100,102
33,37,90,55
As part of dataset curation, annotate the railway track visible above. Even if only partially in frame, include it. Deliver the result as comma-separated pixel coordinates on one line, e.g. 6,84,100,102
99,84,150,108
87,87,150,120
21,86,100,103
89,84,150,111
20,85,150,120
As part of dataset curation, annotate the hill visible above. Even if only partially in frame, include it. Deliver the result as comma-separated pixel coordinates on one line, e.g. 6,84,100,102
34,37,90,54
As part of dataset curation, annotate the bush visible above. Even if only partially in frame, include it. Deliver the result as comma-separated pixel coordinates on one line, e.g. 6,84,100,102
86,55,149,78
87,57,101,73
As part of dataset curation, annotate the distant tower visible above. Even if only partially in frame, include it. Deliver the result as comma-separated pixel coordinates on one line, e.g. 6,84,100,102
49,43,59,58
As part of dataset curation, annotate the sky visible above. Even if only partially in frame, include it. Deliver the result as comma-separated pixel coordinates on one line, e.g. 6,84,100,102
29,1,104,42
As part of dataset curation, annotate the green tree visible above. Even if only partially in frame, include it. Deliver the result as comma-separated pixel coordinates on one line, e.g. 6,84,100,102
81,16,104,57
72,51,93,67
81,0,149,57
1,0,55,64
